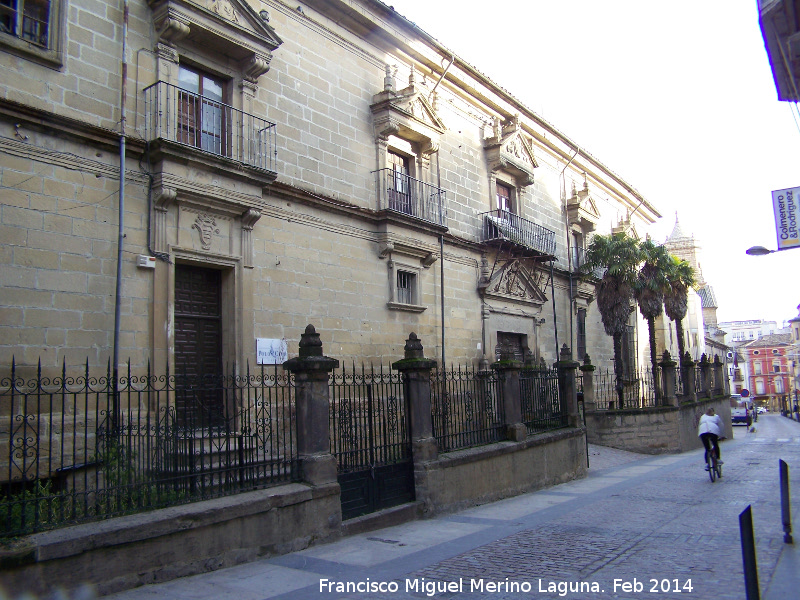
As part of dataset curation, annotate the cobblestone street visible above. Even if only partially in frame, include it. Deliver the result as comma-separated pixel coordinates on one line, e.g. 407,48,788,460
104,414,800,600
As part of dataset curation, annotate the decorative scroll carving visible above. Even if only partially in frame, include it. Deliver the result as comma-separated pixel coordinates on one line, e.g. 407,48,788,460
242,54,272,82
156,17,191,44
193,213,220,250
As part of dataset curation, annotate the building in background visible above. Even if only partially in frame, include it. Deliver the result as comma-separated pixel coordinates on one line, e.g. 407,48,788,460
742,333,793,411
789,306,800,408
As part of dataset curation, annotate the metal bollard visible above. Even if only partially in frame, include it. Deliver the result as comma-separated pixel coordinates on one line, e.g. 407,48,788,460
780,459,793,544
740,505,761,600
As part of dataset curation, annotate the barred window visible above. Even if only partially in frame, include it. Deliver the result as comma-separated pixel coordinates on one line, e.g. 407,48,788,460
396,270,415,305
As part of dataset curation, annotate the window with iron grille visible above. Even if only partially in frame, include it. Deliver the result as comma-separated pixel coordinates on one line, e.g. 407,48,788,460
396,270,415,305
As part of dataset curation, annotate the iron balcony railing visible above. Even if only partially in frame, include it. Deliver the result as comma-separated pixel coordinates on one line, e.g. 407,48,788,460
479,209,557,256
143,81,277,173
374,168,446,226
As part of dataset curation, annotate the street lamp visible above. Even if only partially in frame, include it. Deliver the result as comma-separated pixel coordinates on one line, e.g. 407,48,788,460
746,246,776,256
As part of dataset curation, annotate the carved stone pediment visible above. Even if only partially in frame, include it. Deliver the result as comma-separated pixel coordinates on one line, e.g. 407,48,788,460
371,67,445,155
148,0,283,81
612,215,640,240
484,115,538,187
567,178,600,232
482,260,548,307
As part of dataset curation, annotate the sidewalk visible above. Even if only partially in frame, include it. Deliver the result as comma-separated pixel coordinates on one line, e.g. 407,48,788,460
98,431,800,600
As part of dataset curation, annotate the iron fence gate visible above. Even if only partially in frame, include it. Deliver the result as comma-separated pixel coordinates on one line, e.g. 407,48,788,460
329,366,414,520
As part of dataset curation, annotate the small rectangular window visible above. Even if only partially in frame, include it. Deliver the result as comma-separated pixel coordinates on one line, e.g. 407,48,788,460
496,182,513,213
396,270,415,305
576,308,587,360
1,0,49,47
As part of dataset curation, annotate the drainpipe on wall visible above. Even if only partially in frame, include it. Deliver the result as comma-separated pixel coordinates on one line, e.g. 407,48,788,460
436,151,445,368
113,0,129,430
560,147,579,359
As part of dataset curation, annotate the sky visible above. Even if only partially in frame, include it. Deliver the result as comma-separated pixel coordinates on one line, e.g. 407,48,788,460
386,0,800,328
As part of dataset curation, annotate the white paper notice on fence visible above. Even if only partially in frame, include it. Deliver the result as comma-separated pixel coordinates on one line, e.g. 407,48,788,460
256,338,288,364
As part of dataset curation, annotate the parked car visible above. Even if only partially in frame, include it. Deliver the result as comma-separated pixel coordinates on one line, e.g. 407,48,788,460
757,406,767,414
730,394,752,426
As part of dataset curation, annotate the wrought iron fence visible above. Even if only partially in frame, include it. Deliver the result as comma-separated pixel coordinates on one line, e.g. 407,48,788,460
329,364,409,473
520,367,568,434
593,367,659,410
143,81,278,173
373,168,446,226
431,365,505,452
0,359,297,538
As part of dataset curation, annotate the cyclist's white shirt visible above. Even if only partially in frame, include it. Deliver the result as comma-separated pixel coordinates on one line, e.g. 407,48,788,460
698,414,723,437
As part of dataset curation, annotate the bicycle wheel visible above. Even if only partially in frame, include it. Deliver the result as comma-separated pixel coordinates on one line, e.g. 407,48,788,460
707,454,716,482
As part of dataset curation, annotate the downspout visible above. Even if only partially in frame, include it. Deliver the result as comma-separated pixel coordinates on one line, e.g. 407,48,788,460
431,57,454,369
560,148,579,357
436,151,445,368
113,0,129,430
429,55,455,99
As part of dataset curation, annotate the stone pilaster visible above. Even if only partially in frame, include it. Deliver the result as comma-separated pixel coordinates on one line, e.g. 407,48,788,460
579,353,596,412
492,346,525,442
556,345,580,428
659,351,678,407
283,325,339,485
392,333,438,462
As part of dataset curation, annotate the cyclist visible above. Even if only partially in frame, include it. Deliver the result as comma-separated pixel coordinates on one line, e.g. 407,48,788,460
698,407,724,470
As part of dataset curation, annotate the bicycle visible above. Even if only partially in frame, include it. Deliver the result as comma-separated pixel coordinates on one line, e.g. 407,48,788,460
706,445,722,482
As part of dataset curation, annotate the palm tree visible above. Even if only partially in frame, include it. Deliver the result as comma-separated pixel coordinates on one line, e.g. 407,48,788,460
582,232,641,407
663,255,696,365
634,240,673,389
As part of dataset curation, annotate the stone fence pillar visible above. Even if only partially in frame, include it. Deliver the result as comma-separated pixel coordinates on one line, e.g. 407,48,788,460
659,351,678,407
556,345,580,428
492,347,526,442
283,324,339,486
682,352,697,403
712,355,724,397
392,333,438,462
699,354,712,398
579,354,596,412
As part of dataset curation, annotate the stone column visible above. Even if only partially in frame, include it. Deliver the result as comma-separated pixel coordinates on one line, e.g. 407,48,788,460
699,354,712,398
283,325,339,485
580,354,596,412
392,333,438,462
712,355,724,397
682,353,697,403
556,345,581,428
491,346,526,442
659,351,678,407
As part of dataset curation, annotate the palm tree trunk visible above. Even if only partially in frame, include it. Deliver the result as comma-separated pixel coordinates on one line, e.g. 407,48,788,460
613,332,625,409
675,318,686,363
